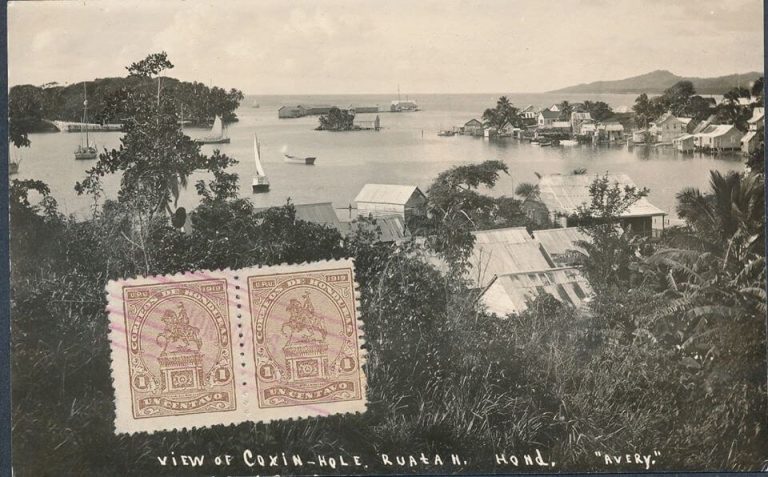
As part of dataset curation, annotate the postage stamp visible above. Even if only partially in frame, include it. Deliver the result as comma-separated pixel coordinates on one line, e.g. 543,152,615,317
246,262,365,414
107,259,365,434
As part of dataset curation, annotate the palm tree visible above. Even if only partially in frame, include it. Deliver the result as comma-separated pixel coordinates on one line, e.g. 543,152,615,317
514,182,540,200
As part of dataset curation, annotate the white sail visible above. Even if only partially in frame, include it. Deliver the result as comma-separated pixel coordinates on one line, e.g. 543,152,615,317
210,116,223,138
253,134,266,177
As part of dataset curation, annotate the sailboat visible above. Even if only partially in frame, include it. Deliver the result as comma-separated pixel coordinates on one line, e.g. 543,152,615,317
252,134,270,193
195,115,230,144
74,82,97,160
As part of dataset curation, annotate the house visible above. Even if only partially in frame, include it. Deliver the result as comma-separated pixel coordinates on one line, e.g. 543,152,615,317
694,124,743,152
481,267,593,316
521,105,538,122
278,105,306,118
673,134,696,153
552,121,572,131
463,118,484,136
303,104,334,115
580,123,598,136
532,227,589,267
538,109,561,128
531,173,667,237
391,100,418,112
346,104,380,114
598,121,625,142
468,227,553,287
342,215,409,243
255,202,345,234
741,107,764,154
649,113,688,143
571,111,593,134
353,115,381,130
354,184,427,221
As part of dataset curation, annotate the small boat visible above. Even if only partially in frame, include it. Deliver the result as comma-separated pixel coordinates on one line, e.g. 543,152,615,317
437,130,456,137
74,82,97,160
560,139,578,146
252,134,270,193
283,153,316,165
195,115,231,144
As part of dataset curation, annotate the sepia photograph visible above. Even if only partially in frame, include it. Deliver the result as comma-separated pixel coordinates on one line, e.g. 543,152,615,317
5,0,767,475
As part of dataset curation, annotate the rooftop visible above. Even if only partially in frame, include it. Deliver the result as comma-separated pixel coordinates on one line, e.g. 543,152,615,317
483,267,593,316
354,183,425,205
469,227,553,287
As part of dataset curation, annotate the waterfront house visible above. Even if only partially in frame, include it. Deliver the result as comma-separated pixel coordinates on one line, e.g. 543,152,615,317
463,118,484,136
481,267,593,316
597,121,625,142
694,124,742,152
580,123,597,136
353,114,381,131
468,227,554,287
521,105,538,122
741,107,764,154
278,105,306,118
537,109,561,129
673,134,696,153
354,183,427,221
346,104,380,114
571,112,593,134
649,112,688,143
529,173,667,237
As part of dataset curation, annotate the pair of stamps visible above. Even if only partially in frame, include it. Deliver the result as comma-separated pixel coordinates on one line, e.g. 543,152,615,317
107,259,366,434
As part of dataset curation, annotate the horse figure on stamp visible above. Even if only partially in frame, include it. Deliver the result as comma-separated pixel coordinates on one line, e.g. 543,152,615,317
156,302,202,355
281,292,327,345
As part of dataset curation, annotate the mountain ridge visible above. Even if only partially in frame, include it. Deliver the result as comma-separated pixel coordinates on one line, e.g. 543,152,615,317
549,70,762,95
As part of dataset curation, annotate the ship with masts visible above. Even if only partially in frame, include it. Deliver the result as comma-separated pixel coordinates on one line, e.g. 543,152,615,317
74,82,98,160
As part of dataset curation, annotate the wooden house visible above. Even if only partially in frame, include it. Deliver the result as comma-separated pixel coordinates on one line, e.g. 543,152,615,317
463,118,484,136
354,184,427,221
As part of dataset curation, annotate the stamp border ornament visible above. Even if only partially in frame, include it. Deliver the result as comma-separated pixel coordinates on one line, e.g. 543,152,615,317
107,259,366,434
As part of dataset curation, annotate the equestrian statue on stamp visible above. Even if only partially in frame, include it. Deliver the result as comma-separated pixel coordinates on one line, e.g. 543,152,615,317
156,302,203,355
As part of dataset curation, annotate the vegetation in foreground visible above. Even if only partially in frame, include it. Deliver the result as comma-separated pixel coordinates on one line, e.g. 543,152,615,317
9,53,768,476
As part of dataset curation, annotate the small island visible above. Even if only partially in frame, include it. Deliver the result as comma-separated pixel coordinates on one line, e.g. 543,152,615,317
316,107,380,131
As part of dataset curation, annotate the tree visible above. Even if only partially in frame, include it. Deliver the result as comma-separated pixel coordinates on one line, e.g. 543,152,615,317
514,182,539,200
317,107,354,131
571,174,649,290
661,80,696,115
684,95,715,121
583,100,613,121
482,96,522,131
557,100,573,121
8,85,45,148
126,51,174,78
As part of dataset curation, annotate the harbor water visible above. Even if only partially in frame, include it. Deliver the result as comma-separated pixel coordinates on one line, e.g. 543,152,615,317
12,93,744,220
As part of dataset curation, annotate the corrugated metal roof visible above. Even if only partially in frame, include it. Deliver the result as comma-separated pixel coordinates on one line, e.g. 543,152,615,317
483,267,593,316
537,173,664,218
540,109,560,119
622,197,666,217
533,227,589,266
342,215,408,242
696,124,736,138
354,184,425,205
255,202,344,233
469,227,552,287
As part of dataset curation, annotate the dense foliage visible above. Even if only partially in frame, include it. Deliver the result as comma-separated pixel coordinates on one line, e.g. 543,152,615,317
316,107,355,131
8,52,244,132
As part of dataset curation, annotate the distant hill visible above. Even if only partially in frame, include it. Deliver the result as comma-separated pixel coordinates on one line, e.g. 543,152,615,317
549,70,763,95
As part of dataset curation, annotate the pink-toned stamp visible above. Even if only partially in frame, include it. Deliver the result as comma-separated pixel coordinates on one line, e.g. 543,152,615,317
107,259,366,434
120,278,236,420
247,264,364,410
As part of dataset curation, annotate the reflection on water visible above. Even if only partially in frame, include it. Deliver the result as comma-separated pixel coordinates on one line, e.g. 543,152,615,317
12,93,743,220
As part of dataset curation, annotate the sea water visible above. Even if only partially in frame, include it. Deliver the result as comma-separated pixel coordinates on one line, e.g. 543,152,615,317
12,93,743,220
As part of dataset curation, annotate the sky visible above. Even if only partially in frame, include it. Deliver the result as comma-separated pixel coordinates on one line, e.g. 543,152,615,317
7,0,765,95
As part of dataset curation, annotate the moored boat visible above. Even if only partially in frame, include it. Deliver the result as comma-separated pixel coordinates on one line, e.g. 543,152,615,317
437,130,456,137
560,139,578,146
195,116,231,144
74,82,98,160
252,134,270,193
283,153,316,165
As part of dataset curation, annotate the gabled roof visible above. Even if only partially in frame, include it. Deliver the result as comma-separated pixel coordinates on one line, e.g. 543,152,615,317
483,267,593,316
469,227,553,287
696,124,737,138
521,105,536,113
571,111,592,120
343,215,408,243
651,112,681,126
254,202,344,233
532,227,589,266
354,184,425,205
748,107,765,124
464,118,483,127
539,109,561,119
537,173,664,217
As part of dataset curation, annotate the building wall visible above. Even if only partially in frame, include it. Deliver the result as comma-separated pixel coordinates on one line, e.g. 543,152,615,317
357,203,405,218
